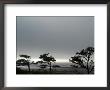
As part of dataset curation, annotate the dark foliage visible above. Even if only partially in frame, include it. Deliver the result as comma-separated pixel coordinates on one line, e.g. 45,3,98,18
17,54,31,72
69,47,94,74
16,59,29,66
52,65,61,68
39,53,56,72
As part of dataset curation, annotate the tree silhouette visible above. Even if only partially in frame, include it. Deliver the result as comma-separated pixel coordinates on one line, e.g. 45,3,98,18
39,53,56,72
16,59,28,66
36,60,44,64
31,61,35,64
18,54,31,72
39,64,48,70
69,47,94,74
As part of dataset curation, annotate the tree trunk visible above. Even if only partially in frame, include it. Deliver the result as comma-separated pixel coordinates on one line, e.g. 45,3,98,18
87,61,89,74
27,64,30,72
87,56,90,74
49,62,52,73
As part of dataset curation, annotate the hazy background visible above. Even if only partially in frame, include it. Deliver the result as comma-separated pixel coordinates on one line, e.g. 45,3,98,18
17,16,94,62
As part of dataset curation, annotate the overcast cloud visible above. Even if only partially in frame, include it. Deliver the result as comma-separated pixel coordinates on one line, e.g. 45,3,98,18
17,16,94,62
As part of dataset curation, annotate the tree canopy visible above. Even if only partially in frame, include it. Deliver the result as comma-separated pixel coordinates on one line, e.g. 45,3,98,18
69,47,94,74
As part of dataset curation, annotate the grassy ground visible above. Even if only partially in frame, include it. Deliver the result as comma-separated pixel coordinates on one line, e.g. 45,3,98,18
16,66,94,74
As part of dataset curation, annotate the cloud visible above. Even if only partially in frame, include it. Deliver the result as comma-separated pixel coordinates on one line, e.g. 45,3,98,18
17,16,94,62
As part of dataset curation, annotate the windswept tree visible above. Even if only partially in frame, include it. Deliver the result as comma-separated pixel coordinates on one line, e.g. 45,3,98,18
39,53,56,72
69,47,94,74
39,64,48,70
16,59,28,66
17,54,31,72
31,61,35,64
36,61,44,64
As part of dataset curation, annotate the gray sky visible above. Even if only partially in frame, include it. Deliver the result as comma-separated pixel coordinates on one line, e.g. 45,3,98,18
17,16,94,62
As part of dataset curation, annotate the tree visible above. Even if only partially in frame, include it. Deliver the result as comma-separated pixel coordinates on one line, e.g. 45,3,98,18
31,61,35,64
36,61,44,64
19,54,31,72
39,64,48,70
16,59,27,65
69,47,94,74
39,53,56,72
